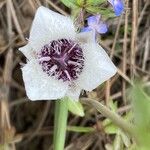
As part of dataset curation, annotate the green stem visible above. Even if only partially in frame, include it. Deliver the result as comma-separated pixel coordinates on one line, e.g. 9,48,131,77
54,98,68,150
67,126,95,133
81,98,137,141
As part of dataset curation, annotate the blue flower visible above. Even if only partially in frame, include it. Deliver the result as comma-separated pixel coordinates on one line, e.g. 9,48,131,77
81,15,108,39
108,0,124,16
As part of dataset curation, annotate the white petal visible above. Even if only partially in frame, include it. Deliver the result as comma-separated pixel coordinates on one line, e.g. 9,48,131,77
66,86,81,101
76,31,95,44
19,44,35,60
22,60,68,100
76,43,117,91
29,6,76,51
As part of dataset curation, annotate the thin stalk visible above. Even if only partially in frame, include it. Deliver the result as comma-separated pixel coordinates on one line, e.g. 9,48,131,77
54,98,68,150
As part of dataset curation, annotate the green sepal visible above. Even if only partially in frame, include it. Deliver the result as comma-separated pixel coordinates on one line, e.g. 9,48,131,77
67,97,85,117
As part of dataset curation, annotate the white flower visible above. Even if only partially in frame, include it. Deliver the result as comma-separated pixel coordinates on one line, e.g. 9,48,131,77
19,6,117,101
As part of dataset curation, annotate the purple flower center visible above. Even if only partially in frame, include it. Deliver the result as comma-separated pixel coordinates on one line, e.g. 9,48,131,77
37,39,84,82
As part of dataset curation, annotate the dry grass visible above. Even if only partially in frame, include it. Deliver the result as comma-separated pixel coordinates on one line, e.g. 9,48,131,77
0,0,149,149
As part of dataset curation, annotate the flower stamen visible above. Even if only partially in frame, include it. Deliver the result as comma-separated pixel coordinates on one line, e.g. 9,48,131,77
38,39,84,82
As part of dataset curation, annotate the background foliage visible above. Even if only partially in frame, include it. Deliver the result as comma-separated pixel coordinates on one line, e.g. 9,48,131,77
0,0,149,150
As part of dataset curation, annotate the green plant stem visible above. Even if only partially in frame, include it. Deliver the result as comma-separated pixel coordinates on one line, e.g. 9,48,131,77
81,98,137,141
54,98,68,150
67,126,95,133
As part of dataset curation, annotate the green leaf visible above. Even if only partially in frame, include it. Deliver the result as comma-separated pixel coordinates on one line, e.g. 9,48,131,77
113,131,123,150
123,111,133,122
108,99,118,112
103,118,118,134
102,101,120,134
67,126,95,132
104,122,118,134
77,0,84,5
105,144,113,150
128,144,137,150
61,0,78,8
86,0,106,6
103,118,112,126
120,130,131,147
86,6,115,18
129,81,150,149
67,97,85,117
71,7,81,19
130,83,150,127
82,99,135,138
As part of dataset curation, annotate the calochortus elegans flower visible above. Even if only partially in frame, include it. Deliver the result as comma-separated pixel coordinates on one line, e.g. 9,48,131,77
19,6,117,101
108,0,124,16
81,15,108,38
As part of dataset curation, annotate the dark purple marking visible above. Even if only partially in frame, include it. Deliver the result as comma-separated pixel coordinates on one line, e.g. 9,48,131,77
37,39,84,82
